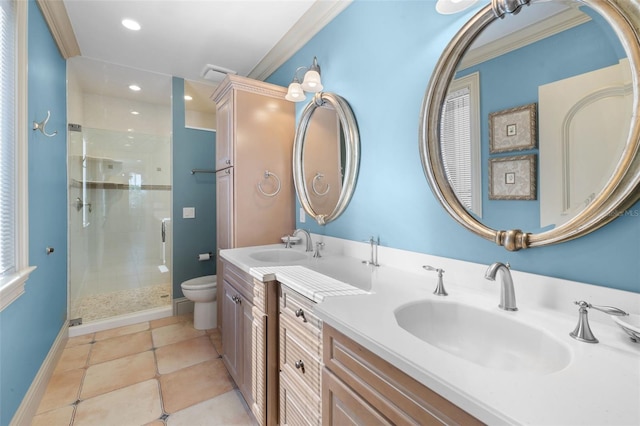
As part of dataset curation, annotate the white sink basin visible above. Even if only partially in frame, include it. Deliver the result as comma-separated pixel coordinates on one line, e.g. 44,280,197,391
249,249,307,263
395,300,571,375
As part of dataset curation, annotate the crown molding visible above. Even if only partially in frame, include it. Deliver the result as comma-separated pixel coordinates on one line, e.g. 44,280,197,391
36,0,81,59
459,7,590,70
248,0,353,81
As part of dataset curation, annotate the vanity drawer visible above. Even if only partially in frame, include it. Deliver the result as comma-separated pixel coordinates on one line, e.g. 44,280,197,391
280,284,322,334
223,260,256,304
280,314,322,394
280,370,321,426
323,324,482,426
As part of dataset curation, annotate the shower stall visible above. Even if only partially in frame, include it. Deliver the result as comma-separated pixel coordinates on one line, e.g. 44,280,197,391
67,57,173,324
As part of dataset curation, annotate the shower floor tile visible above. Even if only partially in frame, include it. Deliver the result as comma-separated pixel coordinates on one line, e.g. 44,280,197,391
71,282,171,323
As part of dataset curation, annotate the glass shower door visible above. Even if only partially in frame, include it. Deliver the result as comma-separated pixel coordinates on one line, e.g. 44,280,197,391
67,57,173,324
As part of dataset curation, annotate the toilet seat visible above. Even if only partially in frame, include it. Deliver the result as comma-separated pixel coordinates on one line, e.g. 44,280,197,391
181,275,216,290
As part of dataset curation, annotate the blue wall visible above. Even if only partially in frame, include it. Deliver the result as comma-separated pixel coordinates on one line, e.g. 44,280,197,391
171,77,216,298
0,1,68,424
268,1,639,293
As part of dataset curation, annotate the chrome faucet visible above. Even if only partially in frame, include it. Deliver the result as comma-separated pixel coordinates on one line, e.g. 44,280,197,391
484,262,517,311
293,229,313,252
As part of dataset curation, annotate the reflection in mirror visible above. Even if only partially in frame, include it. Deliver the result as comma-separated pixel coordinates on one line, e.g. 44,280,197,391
421,0,640,251
184,79,217,130
441,1,630,234
294,92,359,225
302,102,344,217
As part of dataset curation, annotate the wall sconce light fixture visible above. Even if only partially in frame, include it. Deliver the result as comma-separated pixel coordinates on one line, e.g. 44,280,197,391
435,0,479,15
285,56,324,102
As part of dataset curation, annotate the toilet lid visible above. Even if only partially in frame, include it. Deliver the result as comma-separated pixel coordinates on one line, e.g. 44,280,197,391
181,275,217,289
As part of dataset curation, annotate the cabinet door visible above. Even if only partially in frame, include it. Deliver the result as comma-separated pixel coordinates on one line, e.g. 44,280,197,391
215,91,233,170
322,368,391,426
216,168,233,251
216,168,234,326
221,279,241,384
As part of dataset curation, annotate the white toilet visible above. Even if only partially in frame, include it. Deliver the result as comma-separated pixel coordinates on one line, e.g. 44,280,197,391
181,275,217,330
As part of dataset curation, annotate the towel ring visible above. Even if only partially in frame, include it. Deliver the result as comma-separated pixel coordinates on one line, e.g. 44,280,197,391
311,172,330,196
257,170,281,197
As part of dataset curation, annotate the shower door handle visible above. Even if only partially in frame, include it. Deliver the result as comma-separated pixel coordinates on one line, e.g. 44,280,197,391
75,197,92,213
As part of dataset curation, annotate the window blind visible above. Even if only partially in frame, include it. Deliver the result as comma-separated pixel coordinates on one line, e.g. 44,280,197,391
440,87,473,211
0,0,17,276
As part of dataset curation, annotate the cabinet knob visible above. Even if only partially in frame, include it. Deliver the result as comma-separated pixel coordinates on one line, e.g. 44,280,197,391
225,159,231,165
295,308,307,322
232,295,241,304
295,360,305,372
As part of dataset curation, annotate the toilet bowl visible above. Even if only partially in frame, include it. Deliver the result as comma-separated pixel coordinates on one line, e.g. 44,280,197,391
181,275,217,330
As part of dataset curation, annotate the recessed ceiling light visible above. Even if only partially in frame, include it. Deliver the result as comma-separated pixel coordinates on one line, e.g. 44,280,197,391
122,18,141,31
184,95,193,101
129,84,141,91
131,111,140,115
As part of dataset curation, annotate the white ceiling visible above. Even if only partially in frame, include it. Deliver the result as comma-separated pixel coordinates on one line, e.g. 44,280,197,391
62,0,350,110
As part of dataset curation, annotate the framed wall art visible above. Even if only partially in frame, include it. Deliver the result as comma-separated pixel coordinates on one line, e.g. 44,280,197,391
489,103,537,153
489,154,537,200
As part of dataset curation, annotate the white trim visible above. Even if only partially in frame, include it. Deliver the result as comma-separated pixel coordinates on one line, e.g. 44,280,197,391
0,266,36,312
459,7,591,70
68,305,172,337
9,322,68,426
17,0,28,277
1,0,33,312
35,0,80,59
248,0,353,81
173,296,194,316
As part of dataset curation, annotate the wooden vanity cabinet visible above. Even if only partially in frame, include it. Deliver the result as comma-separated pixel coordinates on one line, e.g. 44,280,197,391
221,259,278,426
322,324,483,426
279,285,323,425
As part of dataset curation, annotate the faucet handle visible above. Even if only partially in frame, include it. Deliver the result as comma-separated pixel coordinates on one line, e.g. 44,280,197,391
423,265,443,275
574,301,628,316
313,242,324,258
570,301,628,343
422,265,447,296
283,235,292,248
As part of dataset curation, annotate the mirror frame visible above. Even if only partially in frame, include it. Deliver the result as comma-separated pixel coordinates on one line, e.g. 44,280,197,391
293,92,360,225
420,0,640,251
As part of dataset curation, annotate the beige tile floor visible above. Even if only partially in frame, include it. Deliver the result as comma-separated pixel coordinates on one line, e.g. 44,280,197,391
32,315,257,426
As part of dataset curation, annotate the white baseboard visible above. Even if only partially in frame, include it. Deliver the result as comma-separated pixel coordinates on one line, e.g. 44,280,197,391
174,297,194,316
10,322,68,426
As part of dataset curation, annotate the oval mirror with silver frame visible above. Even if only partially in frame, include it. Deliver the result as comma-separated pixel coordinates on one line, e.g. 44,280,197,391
294,92,360,225
420,0,640,251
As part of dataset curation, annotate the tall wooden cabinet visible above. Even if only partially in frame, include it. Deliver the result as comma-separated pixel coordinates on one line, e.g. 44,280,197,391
213,75,294,426
212,74,295,317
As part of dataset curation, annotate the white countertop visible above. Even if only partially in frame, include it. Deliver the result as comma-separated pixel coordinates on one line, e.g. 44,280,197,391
220,238,640,425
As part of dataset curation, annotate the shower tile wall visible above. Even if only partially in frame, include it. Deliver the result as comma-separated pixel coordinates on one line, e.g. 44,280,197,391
68,63,173,322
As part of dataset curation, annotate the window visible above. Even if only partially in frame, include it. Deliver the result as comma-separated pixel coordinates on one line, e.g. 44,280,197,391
440,72,482,217
0,0,33,311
